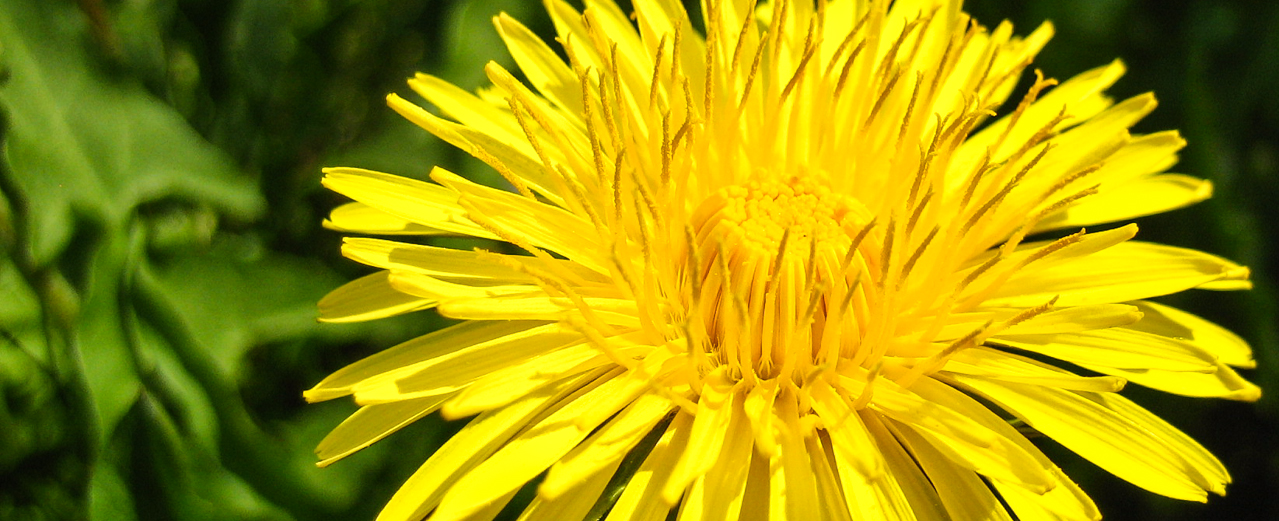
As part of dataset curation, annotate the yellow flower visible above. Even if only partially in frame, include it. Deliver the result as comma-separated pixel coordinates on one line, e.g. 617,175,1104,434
309,1,1260,520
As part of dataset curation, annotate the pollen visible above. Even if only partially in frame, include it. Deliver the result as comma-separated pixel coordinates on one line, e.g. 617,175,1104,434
693,177,870,259
687,176,881,383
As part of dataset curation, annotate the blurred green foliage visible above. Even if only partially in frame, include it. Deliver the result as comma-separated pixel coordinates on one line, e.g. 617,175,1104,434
0,0,1274,520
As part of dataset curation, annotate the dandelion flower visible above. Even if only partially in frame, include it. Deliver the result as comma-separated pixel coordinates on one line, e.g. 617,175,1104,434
309,1,1260,520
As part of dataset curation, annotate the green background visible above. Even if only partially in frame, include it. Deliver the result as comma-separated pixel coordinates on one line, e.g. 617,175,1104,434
0,0,1273,519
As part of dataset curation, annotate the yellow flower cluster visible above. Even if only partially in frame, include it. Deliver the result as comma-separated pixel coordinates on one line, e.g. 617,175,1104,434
310,1,1258,520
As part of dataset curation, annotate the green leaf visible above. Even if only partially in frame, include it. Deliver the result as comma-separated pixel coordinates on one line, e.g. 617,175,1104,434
0,0,262,266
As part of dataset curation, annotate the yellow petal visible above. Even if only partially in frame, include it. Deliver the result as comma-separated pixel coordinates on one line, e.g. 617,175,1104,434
1037,174,1212,231
603,412,693,521
739,438,771,521
385,93,567,205
632,0,706,97
316,271,435,324
1128,300,1256,368
806,432,855,521
432,167,610,274
996,303,1143,335
406,73,525,150
678,397,754,521
988,241,1250,307
321,167,496,238
438,295,641,328
775,397,822,521
347,322,582,406
584,0,651,96
662,380,736,503
954,60,1124,175
991,470,1100,521
342,237,609,286
433,343,604,419
860,412,950,521
376,370,604,521
325,202,456,235
809,384,917,521
959,224,1138,289
494,12,584,116
943,347,1126,393
1047,92,1154,157
1021,93,1155,188
315,395,450,467
889,421,1014,521
386,270,538,301
432,368,632,521
920,375,1101,520
1099,391,1230,493
1084,361,1260,401
304,320,545,402
1095,130,1187,184
950,375,1225,502
342,238,523,281
992,327,1219,372
866,378,1055,492
520,456,627,521
541,393,675,500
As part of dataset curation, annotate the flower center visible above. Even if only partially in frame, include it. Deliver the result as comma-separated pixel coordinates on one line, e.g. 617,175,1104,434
688,177,880,382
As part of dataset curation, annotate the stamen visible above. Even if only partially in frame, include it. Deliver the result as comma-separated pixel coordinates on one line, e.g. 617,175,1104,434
969,44,1001,101
833,40,868,99
992,70,1057,156
823,11,871,77
609,44,626,139
470,143,535,199
580,68,608,185
907,127,942,211
987,296,1059,336
895,72,925,155
959,152,999,210
612,148,626,225
851,360,882,409
650,34,669,110
671,19,684,85
864,66,903,128
738,31,769,113
598,54,623,150
633,197,654,270
878,215,897,288
560,165,605,232
899,226,939,285
685,224,704,302
905,187,933,238
729,0,761,72
477,247,616,338
661,111,673,186
842,218,878,274
770,0,791,64
703,5,717,120
508,97,559,186
781,21,820,104
874,17,921,85
771,228,794,284
893,319,993,388
1040,164,1102,202
962,144,1052,233
958,254,1002,293
1001,185,1099,257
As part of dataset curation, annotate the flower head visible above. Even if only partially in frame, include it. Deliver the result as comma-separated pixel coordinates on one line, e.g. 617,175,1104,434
310,1,1259,520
